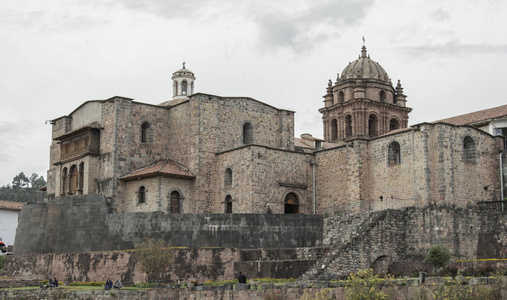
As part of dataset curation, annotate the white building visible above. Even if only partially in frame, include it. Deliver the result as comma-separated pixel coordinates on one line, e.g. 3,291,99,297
0,201,23,246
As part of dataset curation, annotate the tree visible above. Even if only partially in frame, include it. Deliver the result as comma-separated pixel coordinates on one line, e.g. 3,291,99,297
29,173,46,189
0,172,46,203
134,238,174,282
426,245,451,270
12,172,29,189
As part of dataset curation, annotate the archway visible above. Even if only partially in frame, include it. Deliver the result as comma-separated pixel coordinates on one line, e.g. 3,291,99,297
284,192,299,214
69,165,78,194
370,255,390,275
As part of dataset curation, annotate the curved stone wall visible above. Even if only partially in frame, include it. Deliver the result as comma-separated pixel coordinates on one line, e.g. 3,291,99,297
14,195,323,255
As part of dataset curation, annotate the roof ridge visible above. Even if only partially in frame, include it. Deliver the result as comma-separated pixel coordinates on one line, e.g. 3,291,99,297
437,104,507,124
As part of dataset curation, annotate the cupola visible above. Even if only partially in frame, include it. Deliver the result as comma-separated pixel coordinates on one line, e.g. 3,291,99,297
339,46,390,82
319,44,412,142
172,62,196,100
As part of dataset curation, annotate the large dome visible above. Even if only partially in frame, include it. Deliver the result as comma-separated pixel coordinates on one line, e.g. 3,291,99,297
340,46,390,82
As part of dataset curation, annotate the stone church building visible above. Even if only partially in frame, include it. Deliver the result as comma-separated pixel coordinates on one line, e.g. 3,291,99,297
46,46,504,216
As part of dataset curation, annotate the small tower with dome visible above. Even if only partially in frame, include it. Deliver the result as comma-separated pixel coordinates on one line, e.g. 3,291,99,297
172,62,196,100
320,45,412,142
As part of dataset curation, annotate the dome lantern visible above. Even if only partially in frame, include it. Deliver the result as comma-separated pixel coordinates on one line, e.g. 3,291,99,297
171,62,196,100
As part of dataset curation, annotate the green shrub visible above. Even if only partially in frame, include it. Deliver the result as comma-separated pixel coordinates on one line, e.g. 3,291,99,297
203,279,237,286
69,281,105,286
427,245,451,270
432,281,473,300
134,282,158,288
344,269,393,300
301,288,333,300
134,238,174,282
252,277,296,283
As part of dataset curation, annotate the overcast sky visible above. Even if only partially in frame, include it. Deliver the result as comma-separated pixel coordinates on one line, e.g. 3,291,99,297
1,0,506,187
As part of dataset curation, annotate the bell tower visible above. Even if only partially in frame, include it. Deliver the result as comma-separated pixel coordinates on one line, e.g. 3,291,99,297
319,46,412,142
172,62,196,100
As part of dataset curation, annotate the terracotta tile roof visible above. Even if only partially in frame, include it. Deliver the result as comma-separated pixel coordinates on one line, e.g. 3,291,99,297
435,104,507,126
0,200,24,211
120,159,195,181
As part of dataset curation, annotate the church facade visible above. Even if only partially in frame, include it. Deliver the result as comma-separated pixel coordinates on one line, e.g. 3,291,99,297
46,47,504,216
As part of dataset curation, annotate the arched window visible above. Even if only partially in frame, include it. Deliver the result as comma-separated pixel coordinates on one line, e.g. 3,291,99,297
61,167,68,195
463,136,476,164
138,186,146,204
379,90,386,103
368,114,378,137
389,118,400,131
284,192,299,214
225,195,232,213
224,168,232,187
243,122,253,144
173,80,178,97
345,115,352,137
170,191,181,214
141,122,150,143
78,162,84,194
331,119,338,140
69,165,78,194
388,141,401,166
181,80,188,95
338,91,344,103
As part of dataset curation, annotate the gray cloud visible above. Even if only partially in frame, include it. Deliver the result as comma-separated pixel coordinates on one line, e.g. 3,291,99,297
0,121,32,166
117,0,374,53
398,40,507,57
431,8,450,21
253,0,373,53
118,0,223,20
0,1,111,33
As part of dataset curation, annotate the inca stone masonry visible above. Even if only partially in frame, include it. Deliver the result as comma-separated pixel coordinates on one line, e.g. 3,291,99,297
8,45,507,282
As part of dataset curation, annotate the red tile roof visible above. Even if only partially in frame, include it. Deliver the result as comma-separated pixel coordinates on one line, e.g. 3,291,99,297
120,159,195,181
436,104,507,126
0,200,24,211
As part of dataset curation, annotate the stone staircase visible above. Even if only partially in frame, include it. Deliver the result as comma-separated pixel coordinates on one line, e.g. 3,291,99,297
300,210,400,281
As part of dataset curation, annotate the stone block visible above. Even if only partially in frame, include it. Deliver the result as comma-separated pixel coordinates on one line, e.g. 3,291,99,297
235,283,250,290
468,277,488,285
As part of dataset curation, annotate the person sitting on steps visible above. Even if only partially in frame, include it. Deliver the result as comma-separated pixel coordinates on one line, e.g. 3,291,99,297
105,278,113,290
113,278,122,290
237,272,247,284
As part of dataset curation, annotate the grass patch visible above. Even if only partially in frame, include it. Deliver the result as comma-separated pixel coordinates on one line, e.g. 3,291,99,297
0,287,40,291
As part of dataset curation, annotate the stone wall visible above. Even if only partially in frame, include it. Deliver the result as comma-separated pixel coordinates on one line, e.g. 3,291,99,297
1,247,323,284
1,281,506,300
315,123,504,215
303,205,507,279
103,98,170,205
14,195,323,255
106,211,322,250
188,95,296,213
214,145,314,214
121,176,194,213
